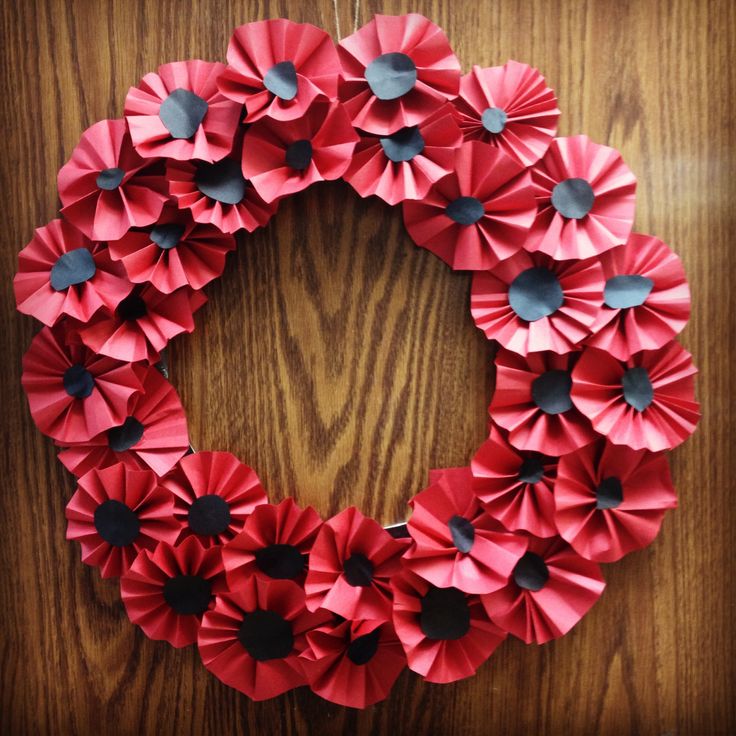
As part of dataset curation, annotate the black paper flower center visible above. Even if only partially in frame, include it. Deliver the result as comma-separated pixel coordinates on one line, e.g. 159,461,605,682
518,455,545,484
532,369,573,415
187,495,231,536
551,177,595,219
159,88,209,140
50,248,97,291
446,196,484,225
343,553,374,587
448,515,475,553
195,159,247,205
604,274,654,309
622,366,654,411
596,476,624,510
93,499,140,547
96,167,125,190
264,60,298,101
365,52,417,101
162,574,212,616
150,222,186,250
63,363,95,399
346,628,381,665
238,610,294,661
419,586,470,640
482,106,508,134
513,552,549,591
285,139,313,170
379,126,425,163
108,416,144,451
509,267,564,322
255,544,307,580
117,293,148,321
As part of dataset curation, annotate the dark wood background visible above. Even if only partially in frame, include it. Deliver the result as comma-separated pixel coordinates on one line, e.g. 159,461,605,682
1,0,734,733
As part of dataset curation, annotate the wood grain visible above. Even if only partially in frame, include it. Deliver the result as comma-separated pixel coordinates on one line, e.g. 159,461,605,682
0,0,734,733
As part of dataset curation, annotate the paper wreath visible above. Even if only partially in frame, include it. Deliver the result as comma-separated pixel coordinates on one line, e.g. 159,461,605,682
14,13,700,709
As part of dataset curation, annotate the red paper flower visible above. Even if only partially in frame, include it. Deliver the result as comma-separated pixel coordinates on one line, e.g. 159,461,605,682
554,440,677,562
305,507,408,621
524,135,637,260
241,99,359,203
392,569,506,683
570,342,700,452
198,576,330,700
453,61,560,167
163,451,267,548
58,365,190,477
58,119,169,241
481,535,605,644
222,499,323,587
585,232,691,359
338,13,461,135
300,619,406,708
107,205,236,293
125,60,242,162
471,423,559,538
120,536,226,648
403,140,536,270
65,463,181,578
403,467,527,594
490,348,598,455
14,219,132,327
343,103,462,205
471,249,604,355
217,19,341,123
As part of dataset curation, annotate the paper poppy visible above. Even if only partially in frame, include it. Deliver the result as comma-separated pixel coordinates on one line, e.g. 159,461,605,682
471,423,559,538
198,575,330,700
222,499,323,588
554,439,677,562
524,135,637,260
490,348,598,455
14,219,133,327
65,463,181,578
217,19,341,123
163,451,267,548
343,103,462,205
453,61,560,167
403,466,527,594
585,232,691,359
570,342,700,452
403,140,537,270
58,119,169,242
300,619,406,708
107,204,236,293
304,507,408,621
58,365,190,478
470,248,605,355
481,535,605,644
125,60,242,162
120,536,226,648
338,13,461,135
391,569,506,683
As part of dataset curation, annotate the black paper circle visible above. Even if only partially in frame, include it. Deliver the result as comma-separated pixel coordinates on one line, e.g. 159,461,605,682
508,267,564,322
96,167,125,191
419,586,470,641
518,455,545,484
63,363,95,399
108,416,145,452
116,293,148,321
481,107,507,134
346,628,381,665
238,609,294,661
446,196,485,225
595,477,624,510
551,178,595,219
622,366,654,411
187,495,231,536
532,370,573,415
513,552,549,591
343,553,374,587
263,61,298,101
162,574,212,616
604,274,654,309
379,126,425,163
364,52,417,101
448,515,475,554
195,159,247,205
49,248,97,291
254,544,307,580
93,499,140,547
159,88,209,140
285,139,313,170
150,223,186,250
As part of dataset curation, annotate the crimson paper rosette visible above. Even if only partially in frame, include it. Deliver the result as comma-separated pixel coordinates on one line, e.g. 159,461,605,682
453,61,560,167
58,119,168,242
198,576,330,700
585,232,691,359
163,451,267,547
242,99,359,203
554,440,677,562
403,467,527,594
305,506,407,621
490,348,598,455
338,13,461,135
300,619,406,708
403,140,537,270
391,569,506,683
14,219,132,327
343,103,462,205
524,135,637,260
217,19,341,123
482,535,605,644
470,248,605,355
570,342,700,451
65,463,181,578
125,60,242,162
120,536,226,647
471,423,558,538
